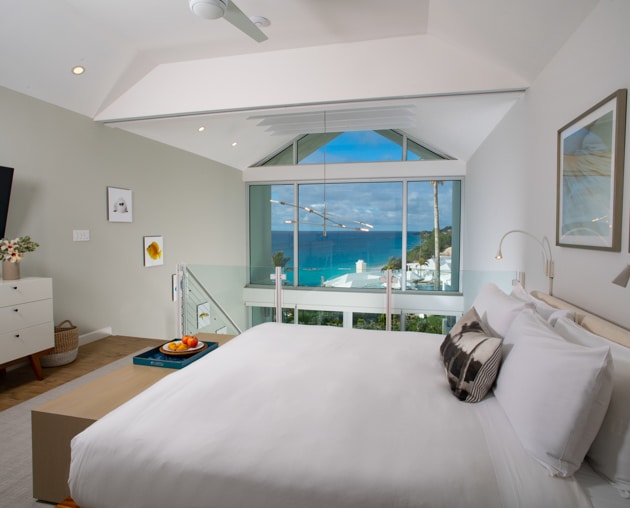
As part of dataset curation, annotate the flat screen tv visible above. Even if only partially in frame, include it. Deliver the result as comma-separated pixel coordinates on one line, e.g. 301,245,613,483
0,166,14,239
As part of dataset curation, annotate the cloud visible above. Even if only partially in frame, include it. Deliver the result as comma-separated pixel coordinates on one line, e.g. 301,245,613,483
269,181,456,231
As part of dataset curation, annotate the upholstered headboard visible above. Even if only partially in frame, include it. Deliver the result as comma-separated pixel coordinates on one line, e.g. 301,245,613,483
530,290,630,348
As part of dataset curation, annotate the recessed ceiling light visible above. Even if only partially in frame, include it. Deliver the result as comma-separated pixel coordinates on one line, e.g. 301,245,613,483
71,66,85,76
232,141,238,147
198,126,206,132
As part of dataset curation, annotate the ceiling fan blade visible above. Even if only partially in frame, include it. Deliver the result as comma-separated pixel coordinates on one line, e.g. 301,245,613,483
224,0,268,42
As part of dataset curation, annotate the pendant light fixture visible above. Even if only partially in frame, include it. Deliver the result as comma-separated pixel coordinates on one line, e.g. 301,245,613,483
270,111,373,236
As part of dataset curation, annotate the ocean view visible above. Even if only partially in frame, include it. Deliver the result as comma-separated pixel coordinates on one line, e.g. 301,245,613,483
272,230,423,286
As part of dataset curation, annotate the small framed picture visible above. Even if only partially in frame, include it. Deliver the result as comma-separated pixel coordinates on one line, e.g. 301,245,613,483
107,187,133,222
143,235,164,267
197,302,210,329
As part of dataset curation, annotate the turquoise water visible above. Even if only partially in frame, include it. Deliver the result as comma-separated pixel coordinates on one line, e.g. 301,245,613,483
272,230,421,286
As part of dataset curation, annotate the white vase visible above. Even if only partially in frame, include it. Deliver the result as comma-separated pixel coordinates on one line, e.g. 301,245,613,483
2,260,20,280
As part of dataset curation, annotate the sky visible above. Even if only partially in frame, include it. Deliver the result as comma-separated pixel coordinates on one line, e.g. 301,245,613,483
267,130,457,232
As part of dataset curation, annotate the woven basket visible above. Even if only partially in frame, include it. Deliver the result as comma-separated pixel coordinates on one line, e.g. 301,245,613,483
41,320,79,367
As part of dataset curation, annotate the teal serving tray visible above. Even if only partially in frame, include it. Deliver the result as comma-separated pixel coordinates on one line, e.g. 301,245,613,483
133,341,218,369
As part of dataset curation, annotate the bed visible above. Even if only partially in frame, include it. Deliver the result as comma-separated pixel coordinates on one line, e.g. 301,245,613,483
68,284,630,508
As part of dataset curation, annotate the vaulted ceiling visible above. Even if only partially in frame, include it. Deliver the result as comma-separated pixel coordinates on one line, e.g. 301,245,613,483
0,0,599,170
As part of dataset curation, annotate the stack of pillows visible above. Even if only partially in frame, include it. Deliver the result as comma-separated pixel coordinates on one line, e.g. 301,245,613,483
440,282,630,499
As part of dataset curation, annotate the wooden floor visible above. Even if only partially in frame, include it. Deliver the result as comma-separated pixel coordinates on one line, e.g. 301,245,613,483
0,335,164,411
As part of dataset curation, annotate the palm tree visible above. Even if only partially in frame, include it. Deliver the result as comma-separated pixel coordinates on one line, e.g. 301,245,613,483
430,180,443,291
381,255,402,271
272,250,291,268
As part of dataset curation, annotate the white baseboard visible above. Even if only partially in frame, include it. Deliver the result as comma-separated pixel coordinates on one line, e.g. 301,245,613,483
79,327,113,346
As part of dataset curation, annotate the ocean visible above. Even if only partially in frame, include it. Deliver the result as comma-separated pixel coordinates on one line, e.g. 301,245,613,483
272,230,422,286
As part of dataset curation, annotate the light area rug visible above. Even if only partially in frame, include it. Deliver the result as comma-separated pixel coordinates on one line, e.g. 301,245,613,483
0,347,155,507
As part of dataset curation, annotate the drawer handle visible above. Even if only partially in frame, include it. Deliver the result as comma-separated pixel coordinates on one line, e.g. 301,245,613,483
13,308,19,312
14,334,20,338
12,286,18,290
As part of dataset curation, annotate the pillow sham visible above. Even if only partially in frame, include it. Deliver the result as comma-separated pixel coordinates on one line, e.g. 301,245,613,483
554,317,630,498
440,307,502,403
501,302,563,352
494,309,613,477
472,283,532,338
510,283,576,325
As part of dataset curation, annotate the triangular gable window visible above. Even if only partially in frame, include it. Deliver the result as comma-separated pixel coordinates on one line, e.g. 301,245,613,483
258,130,448,166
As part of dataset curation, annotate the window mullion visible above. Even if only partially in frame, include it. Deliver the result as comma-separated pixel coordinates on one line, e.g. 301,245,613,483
292,183,299,287
401,180,408,292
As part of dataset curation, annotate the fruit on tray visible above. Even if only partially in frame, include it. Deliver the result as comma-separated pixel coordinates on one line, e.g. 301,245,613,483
181,335,199,348
167,341,188,351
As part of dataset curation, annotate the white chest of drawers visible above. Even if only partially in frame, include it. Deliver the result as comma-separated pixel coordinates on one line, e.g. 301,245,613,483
0,277,54,379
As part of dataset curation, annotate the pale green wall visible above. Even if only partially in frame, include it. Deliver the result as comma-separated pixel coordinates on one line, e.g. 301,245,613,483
0,87,246,339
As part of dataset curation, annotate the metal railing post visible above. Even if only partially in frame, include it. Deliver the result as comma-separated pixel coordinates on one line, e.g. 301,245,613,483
176,263,185,337
385,268,392,331
270,266,286,324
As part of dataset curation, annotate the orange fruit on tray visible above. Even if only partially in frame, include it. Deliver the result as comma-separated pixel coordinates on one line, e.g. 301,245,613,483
166,341,188,351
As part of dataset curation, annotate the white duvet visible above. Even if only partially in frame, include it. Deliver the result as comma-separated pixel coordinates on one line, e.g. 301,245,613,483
69,323,591,508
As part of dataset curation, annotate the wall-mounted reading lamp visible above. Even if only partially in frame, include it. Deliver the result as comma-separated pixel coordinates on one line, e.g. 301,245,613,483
495,229,555,295
612,264,630,288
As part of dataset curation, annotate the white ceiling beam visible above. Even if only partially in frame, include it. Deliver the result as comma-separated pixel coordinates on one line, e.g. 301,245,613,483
95,34,528,122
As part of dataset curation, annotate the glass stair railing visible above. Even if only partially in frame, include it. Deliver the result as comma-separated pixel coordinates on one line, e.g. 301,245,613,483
177,263,518,336
176,263,245,339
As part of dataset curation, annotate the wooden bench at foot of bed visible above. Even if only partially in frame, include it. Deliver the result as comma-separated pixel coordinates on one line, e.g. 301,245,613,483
33,333,235,504
32,364,174,503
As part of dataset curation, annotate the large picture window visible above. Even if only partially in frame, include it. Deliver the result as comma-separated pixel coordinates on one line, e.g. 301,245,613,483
249,179,461,292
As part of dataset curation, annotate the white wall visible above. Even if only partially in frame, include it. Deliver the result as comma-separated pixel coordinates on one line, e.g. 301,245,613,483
466,0,630,328
0,87,246,339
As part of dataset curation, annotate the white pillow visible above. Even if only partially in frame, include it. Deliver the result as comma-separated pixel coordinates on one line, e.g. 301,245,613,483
494,309,613,477
510,284,576,325
501,304,562,353
472,283,533,338
554,317,630,497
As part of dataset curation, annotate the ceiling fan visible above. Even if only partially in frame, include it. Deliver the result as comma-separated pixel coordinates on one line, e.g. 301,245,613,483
189,0,268,42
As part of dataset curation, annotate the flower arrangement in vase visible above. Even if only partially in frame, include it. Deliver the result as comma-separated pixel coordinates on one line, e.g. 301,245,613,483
1,235,39,280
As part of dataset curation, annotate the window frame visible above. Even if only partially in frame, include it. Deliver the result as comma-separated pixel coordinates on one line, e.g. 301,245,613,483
254,129,452,167
248,176,463,293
